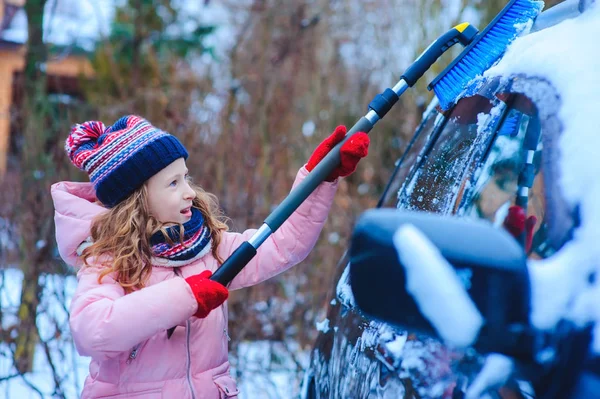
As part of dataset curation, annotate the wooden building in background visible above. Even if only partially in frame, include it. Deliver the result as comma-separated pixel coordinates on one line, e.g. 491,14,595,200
0,0,93,175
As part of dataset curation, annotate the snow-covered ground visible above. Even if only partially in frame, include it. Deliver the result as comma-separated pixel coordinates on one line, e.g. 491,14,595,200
233,340,309,399
0,268,308,399
0,268,87,399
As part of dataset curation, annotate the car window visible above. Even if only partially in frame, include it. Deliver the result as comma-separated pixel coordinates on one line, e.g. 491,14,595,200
397,94,504,214
457,93,549,258
380,101,445,208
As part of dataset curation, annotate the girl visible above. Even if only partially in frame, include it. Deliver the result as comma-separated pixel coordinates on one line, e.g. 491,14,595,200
51,115,369,398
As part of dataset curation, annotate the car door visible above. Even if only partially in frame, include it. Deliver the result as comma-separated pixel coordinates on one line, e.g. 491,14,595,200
305,76,573,399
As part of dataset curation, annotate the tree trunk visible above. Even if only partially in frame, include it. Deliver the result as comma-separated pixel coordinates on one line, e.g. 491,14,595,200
14,0,49,374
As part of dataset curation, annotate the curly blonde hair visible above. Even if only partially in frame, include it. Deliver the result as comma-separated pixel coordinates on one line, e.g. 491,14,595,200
81,182,229,293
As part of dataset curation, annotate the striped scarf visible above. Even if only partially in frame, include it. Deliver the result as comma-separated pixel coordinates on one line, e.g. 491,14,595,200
150,208,212,267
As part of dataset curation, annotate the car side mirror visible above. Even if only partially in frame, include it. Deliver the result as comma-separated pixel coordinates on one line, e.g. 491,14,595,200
349,209,531,356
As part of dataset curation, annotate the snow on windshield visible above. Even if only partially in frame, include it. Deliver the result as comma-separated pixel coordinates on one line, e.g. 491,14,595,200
485,2,600,351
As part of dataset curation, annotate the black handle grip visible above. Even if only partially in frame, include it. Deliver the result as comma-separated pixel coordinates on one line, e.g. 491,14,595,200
403,24,478,87
210,241,258,286
167,243,257,339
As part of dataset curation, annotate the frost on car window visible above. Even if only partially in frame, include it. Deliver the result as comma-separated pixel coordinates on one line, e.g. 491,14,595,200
459,93,550,258
462,109,532,222
398,95,501,214
382,101,444,208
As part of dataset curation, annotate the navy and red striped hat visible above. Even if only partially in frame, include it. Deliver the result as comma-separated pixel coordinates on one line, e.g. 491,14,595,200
65,115,188,207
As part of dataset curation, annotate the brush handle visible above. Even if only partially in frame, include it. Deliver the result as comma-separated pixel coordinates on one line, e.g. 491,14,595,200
403,24,478,86
211,242,257,286
209,25,480,288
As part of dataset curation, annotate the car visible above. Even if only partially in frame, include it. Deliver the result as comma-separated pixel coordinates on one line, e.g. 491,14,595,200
302,1,598,398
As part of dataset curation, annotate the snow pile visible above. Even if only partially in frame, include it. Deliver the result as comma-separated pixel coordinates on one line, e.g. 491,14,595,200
485,2,600,350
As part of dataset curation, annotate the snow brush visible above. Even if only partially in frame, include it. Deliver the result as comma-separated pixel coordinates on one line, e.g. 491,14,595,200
211,0,546,288
429,0,544,110
166,24,482,337
207,23,479,289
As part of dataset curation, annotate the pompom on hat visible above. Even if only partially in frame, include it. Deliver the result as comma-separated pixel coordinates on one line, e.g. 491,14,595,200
65,115,188,207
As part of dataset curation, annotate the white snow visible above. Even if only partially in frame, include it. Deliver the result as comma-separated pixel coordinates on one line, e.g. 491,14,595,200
400,354,426,372
485,1,600,350
0,269,89,399
392,224,484,348
302,121,316,138
383,333,408,359
464,354,515,399
335,264,356,308
327,232,340,245
476,102,504,135
315,318,330,333
1,0,115,49
232,340,309,399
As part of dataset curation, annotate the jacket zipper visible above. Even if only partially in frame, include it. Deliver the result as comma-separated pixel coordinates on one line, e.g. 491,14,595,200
173,267,197,399
222,306,231,342
185,319,197,399
127,344,140,364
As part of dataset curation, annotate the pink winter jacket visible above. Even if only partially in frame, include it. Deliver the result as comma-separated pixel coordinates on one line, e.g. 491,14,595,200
51,167,337,399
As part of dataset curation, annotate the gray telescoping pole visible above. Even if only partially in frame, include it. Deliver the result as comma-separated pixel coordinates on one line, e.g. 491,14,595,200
168,23,479,337
210,23,480,286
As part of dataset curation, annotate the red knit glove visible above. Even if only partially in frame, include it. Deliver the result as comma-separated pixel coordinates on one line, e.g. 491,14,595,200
185,270,229,318
306,125,370,182
503,205,537,252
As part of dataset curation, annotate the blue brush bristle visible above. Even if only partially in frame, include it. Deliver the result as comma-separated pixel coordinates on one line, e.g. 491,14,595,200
431,0,544,110
498,113,521,137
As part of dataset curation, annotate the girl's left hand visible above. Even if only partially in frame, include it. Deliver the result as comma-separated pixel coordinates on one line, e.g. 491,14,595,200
306,125,370,182
185,270,229,318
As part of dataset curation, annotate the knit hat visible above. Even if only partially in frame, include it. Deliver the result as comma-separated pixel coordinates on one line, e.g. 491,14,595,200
65,115,188,207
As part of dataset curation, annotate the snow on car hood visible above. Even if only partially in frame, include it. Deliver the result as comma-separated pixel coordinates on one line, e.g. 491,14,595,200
485,2,600,352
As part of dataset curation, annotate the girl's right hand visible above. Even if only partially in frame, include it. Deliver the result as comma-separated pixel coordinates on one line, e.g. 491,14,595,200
185,270,229,318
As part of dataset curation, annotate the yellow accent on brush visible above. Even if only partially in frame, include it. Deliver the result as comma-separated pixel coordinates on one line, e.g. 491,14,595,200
454,22,471,33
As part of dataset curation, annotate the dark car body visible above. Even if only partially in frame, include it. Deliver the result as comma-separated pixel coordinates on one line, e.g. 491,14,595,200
301,2,594,397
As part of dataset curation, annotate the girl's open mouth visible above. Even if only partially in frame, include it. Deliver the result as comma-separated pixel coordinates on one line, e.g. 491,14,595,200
180,207,192,217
